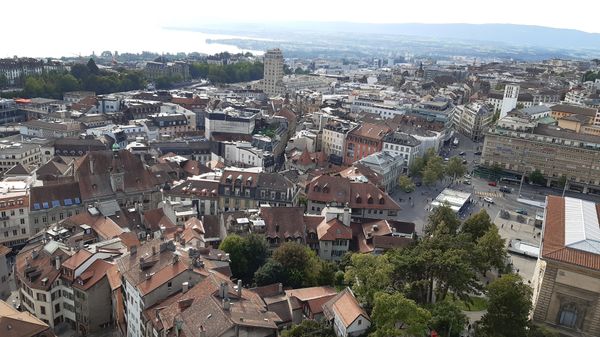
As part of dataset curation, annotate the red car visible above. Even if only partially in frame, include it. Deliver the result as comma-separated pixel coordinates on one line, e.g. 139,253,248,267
488,181,497,186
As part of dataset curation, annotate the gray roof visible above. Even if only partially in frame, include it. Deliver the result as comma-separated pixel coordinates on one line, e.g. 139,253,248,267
520,105,551,115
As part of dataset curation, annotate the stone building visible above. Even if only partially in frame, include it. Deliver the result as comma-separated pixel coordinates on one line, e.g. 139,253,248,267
532,196,600,336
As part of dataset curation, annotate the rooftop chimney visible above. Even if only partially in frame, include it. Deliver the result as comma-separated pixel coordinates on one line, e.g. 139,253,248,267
198,326,206,337
182,282,189,293
222,298,230,311
152,246,157,255
237,279,242,298
219,282,229,299
55,256,61,270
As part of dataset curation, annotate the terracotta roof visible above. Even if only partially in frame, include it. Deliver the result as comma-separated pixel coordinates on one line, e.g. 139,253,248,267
260,207,306,241
62,249,93,270
182,160,211,176
285,286,337,302
219,170,259,187
317,218,352,241
323,288,369,328
137,262,189,296
181,217,205,245
306,175,400,211
16,242,71,291
4,163,30,175
118,232,140,250
72,259,112,291
348,122,391,140
166,179,219,199
0,245,11,256
372,236,413,250
106,264,122,291
152,274,279,336
551,104,598,117
0,299,55,337
143,208,176,233
541,196,600,270
307,294,336,316
304,215,324,234
249,283,282,299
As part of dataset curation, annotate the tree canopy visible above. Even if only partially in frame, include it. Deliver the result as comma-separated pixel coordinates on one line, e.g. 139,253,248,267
190,61,263,83
219,234,268,284
445,156,467,179
344,254,393,310
370,292,431,337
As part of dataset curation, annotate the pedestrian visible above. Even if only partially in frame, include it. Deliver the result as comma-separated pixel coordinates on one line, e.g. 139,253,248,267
511,224,514,229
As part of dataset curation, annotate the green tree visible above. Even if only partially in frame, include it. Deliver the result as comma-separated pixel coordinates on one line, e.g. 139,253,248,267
317,261,336,286
86,58,100,75
345,254,392,309
529,169,545,185
477,274,532,337
423,155,444,186
0,74,8,88
557,175,567,189
219,235,248,281
409,156,426,177
370,292,431,337
272,242,320,288
527,324,559,337
427,205,461,236
445,156,466,180
429,300,468,337
461,210,492,241
490,163,503,178
282,319,335,337
254,259,285,286
474,226,507,274
398,175,416,192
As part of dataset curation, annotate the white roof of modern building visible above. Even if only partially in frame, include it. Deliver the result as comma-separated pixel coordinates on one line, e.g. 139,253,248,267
520,105,551,115
359,151,404,168
431,188,472,212
563,197,600,254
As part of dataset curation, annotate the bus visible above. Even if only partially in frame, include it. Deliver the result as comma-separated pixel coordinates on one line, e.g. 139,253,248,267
500,177,521,185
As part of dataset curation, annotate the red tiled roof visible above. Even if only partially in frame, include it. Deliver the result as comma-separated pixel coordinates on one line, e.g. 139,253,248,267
260,207,306,241
541,196,600,270
317,218,352,241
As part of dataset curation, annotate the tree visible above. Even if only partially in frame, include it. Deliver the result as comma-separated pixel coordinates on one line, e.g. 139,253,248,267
527,324,559,337
370,292,431,337
0,74,8,88
427,205,461,236
461,210,492,241
529,169,545,185
474,226,507,274
345,254,392,309
272,242,320,288
317,261,336,286
398,175,416,192
219,235,248,281
409,156,426,177
282,319,335,337
445,157,467,180
86,58,100,75
477,274,532,337
490,163,503,178
254,259,286,286
429,301,468,337
422,155,444,186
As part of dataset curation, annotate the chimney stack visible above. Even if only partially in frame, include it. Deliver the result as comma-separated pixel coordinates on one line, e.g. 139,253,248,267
182,282,189,293
55,256,61,270
222,298,230,311
219,282,229,299
237,279,242,298
198,326,206,337
278,283,283,294
152,246,157,255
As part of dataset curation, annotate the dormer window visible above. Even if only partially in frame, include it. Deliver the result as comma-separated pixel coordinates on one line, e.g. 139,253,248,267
367,194,373,204
355,194,362,204
225,175,232,183
322,183,329,193
313,184,321,192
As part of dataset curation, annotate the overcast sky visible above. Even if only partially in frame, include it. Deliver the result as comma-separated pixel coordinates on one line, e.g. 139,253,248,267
3,0,599,57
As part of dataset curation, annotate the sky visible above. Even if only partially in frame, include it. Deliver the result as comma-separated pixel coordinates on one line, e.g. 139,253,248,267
3,0,600,57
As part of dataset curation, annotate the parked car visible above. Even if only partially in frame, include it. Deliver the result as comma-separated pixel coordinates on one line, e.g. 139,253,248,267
515,208,528,215
459,151,466,156
415,181,422,187
464,174,471,179
484,197,494,204
488,181,497,186
462,160,468,164
463,180,471,185
499,186,511,193
444,157,449,162
474,151,482,155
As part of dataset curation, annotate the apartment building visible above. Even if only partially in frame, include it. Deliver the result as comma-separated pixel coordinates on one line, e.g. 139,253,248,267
204,107,258,139
358,151,404,191
0,142,43,174
323,121,356,165
0,178,30,247
343,123,391,165
218,169,296,211
29,182,84,235
0,98,26,125
262,49,285,96
452,102,494,141
481,116,600,194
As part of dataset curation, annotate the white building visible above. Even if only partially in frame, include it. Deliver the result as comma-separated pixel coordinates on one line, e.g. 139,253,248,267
350,95,405,119
453,102,494,141
0,176,32,247
222,141,274,172
323,121,356,164
204,107,258,139
500,84,520,119
323,288,371,337
262,49,285,96
358,151,404,191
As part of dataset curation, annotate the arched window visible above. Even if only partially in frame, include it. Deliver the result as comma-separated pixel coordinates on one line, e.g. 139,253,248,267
558,303,579,329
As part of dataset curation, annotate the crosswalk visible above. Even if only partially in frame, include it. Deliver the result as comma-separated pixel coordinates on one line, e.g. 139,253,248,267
474,191,504,198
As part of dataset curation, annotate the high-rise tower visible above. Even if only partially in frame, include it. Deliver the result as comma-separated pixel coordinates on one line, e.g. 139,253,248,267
262,49,284,96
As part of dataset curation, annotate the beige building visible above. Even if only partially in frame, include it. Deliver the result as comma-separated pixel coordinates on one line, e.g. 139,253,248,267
262,49,284,97
532,196,600,336
452,102,494,141
481,116,600,194
0,177,32,247
0,142,44,174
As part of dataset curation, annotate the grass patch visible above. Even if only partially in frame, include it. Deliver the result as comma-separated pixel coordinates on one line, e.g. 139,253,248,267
447,294,488,311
